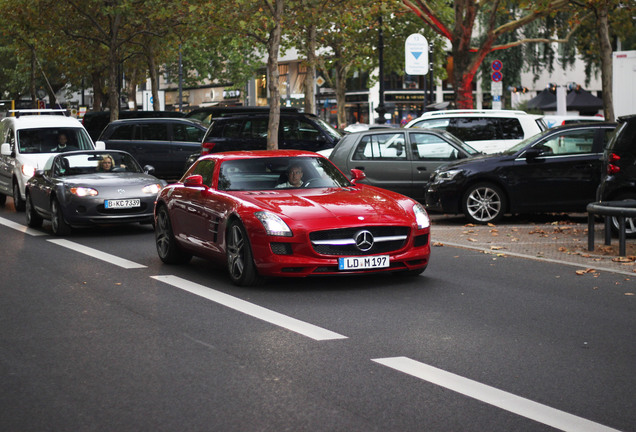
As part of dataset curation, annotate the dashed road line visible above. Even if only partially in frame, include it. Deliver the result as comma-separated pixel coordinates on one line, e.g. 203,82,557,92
151,275,348,341
0,216,47,236
372,356,620,432
47,238,146,269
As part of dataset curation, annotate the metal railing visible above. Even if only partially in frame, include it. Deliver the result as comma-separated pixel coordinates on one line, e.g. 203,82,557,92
587,200,636,256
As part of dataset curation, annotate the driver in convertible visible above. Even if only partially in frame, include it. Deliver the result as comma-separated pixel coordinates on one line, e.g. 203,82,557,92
276,164,304,188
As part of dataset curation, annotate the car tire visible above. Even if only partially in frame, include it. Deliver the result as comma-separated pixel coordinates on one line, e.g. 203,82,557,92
226,219,263,287
51,198,71,236
463,182,506,224
155,206,192,264
609,194,636,239
25,193,43,228
13,181,25,211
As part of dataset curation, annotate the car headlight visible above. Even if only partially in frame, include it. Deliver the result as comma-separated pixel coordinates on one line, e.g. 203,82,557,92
21,164,36,177
142,183,163,194
413,203,430,230
70,187,98,197
255,211,292,237
435,169,462,182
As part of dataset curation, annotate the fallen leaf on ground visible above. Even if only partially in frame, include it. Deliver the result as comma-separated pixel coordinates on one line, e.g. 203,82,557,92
576,268,598,275
432,242,444,247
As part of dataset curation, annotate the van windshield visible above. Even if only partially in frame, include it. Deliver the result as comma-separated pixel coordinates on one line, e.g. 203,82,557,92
18,127,94,154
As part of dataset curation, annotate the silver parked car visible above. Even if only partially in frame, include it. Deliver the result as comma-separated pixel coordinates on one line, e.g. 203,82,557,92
328,128,479,201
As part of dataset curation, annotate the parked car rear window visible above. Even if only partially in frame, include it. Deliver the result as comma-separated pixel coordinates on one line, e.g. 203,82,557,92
173,123,206,142
109,124,134,140
138,123,168,141
499,118,524,139
353,133,407,160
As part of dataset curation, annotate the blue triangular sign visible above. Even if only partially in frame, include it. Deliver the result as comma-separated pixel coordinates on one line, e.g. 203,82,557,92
411,52,422,60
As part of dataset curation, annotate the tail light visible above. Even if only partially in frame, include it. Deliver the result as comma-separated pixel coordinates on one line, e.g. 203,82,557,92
607,152,620,175
201,141,216,155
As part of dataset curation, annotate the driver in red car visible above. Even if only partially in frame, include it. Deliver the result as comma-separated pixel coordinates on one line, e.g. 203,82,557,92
276,164,304,188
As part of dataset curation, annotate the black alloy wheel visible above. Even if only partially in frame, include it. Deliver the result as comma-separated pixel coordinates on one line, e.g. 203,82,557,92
13,182,25,211
226,219,263,286
155,206,192,264
25,193,43,228
51,198,71,236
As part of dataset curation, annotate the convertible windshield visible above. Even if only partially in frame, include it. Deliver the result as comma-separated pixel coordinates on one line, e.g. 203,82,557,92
53,152,143,176
218,156,351,191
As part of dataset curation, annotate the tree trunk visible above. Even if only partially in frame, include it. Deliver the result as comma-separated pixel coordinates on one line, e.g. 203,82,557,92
126,68,138,111
147,44,160,111
266,0,284,151
303,24,317,115
335,63,348,129
91,72,104,111
108,45,120,121
596,2,614,121
30,47,37,109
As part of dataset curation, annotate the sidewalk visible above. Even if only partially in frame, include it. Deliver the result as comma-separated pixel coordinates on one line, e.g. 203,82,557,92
429,214,636,277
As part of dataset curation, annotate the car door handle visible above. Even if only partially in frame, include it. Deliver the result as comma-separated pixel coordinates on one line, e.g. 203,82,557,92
355,166,365,170
416,166,428,171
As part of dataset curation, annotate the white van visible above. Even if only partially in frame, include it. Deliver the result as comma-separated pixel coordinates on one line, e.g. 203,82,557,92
0,110,99,210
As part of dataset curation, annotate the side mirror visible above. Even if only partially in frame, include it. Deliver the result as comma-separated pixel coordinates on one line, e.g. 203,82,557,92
1,143,11,156
33,169,44,177
350,168,366,184
183,174,204,187
143,165,155,175
94,140,106,151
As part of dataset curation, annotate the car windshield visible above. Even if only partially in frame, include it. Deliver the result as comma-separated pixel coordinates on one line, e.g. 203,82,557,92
218,156,352,191
17,127,94,154
439,130,481,155
53,152,143,177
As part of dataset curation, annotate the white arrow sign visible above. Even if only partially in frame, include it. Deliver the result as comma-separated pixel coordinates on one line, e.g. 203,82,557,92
405,34,429,75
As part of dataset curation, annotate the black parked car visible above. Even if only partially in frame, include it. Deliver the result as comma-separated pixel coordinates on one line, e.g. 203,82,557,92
97,117,207,181
200,112,342,155
185,106,300,126
596,114,636,237
82,110,185,141
425,122,616,224
328,128,480,201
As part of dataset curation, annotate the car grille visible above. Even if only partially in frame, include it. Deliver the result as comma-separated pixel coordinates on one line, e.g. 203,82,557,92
309,226,409,256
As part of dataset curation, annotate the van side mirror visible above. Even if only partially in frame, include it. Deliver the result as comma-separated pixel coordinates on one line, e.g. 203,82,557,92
95,140,106,151
1,143,12,156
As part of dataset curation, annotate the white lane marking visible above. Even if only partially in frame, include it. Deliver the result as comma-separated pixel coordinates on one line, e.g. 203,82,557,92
47,239,146,269
372,357,620,432
151,275,348,341
0,216,47,236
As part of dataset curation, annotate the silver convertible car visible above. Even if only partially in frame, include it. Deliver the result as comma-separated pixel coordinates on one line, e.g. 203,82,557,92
25,150,165,235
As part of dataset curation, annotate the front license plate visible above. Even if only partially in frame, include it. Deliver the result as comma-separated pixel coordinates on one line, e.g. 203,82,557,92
338,255,389,270
105,199,141,209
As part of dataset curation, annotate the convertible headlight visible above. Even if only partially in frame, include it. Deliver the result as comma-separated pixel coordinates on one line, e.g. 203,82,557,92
70,187,98,197
436,169,462,182
21,164,36,177
142,183,163,194
255,211,292,237
413,203,430,230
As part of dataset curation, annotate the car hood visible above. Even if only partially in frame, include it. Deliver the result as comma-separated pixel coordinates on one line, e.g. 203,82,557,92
56,173,161,187
235,186,414,223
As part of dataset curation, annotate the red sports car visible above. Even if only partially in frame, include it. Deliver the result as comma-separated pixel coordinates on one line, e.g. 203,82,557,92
154,150,431,286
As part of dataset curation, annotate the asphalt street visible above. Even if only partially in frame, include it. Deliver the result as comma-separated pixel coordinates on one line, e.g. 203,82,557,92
0,202,634,432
